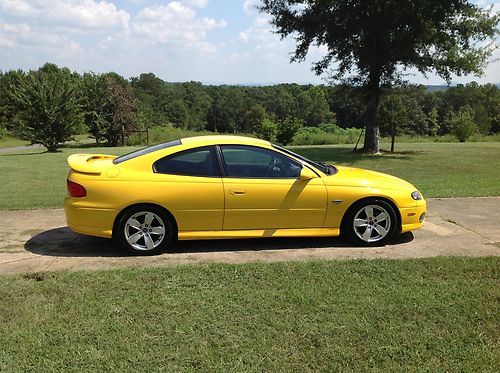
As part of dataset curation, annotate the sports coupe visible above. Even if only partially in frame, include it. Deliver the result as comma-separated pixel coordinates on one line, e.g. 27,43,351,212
64,135,426,255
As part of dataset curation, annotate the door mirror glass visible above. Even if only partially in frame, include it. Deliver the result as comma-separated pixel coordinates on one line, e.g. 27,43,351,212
299,167,316,179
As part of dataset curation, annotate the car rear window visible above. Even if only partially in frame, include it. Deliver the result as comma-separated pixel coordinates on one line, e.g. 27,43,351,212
113,140,181,164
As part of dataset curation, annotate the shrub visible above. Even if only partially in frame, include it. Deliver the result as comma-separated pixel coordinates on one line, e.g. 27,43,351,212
276,116,303,145
291,125,363,145
445,106,478,142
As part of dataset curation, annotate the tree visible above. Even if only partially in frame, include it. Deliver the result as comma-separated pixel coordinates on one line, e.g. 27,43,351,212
80,73,112,143
378,94,408,152
276,116,303,145
257,118,278,141
260,0,499,153
9,64,81,152
446,106,478,142
104,74,138,146
296,86,334,126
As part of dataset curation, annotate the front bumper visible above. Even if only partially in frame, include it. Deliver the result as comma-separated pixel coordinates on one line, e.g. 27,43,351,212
64,197,117,238
399,200,426,233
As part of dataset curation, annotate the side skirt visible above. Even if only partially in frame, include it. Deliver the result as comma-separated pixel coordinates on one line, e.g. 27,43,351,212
178,228,340,241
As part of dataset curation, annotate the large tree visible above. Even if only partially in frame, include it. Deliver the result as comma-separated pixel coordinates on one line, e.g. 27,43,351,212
260,0,499,153
9,64,81,152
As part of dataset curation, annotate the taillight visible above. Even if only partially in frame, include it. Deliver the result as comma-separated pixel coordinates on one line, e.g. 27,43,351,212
67,180,87,197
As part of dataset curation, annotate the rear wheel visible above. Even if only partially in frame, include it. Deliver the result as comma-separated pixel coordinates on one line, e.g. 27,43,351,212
117,206,173,255
344,200,397,246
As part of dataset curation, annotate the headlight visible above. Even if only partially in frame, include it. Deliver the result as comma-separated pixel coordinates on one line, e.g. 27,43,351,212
411,191,422,200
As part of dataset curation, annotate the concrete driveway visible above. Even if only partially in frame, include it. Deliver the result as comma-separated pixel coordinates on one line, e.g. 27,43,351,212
1,197,499,274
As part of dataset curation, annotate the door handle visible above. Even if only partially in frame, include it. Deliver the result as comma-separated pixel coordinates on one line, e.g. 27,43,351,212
230,189,246,195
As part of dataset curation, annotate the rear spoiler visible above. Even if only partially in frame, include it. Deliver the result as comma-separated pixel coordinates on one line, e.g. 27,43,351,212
67,154,117,175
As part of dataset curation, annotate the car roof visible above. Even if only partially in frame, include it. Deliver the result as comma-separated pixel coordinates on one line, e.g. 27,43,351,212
180,135,271,147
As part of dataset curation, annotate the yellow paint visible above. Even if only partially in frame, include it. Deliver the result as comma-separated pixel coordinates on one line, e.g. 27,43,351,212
64,135,426,240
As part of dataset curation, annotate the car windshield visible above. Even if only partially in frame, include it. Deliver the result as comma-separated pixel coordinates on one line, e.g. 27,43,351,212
113,140,182,164
272,144,337,175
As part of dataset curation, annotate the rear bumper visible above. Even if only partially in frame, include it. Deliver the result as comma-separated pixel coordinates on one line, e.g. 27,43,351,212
399,200,426,233
64,197,117,238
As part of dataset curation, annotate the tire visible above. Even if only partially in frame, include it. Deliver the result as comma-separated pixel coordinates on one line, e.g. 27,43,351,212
343,199,398,246
116,205,174,255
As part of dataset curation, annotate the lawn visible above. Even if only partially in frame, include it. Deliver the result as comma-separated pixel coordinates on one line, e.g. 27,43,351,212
0,142,499,210
0,257,498,371
0,135,29,149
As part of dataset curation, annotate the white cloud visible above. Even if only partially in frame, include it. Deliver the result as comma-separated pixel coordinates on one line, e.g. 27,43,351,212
184,0,209,8
0,0,130,30
0,17,29,47
243,0,260,15
126,1,226,53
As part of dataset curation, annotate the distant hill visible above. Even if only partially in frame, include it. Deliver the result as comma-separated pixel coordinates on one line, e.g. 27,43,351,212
425,84,500,92
425,85,449,92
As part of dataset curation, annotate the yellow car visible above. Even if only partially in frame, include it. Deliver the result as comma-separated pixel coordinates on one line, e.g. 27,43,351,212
64,135,426,255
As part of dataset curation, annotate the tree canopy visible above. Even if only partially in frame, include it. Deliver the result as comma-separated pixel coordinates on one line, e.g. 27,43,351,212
1,64,499,149
260,0,499,152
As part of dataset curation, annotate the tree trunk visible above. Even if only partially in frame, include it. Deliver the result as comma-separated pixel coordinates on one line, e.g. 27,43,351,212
362,68,382,154
391,135,395,152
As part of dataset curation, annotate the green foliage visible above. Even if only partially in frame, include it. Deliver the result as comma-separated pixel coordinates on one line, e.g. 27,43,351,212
104,74,138,146
9,64,81,152
257,118,278,141
1,63,500,149
260,0,500,152
80,73,112,143
291,125,362,145
244,104,268,134
80,73,139,146
276,116,303,145
378,94,409,151
446,106,479,142
297,86,335,126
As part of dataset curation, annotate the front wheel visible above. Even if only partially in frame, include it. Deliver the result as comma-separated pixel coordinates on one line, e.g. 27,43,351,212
344,200,397,246
116,206,174,255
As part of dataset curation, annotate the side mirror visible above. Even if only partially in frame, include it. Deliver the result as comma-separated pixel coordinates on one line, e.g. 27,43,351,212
299,167,316,179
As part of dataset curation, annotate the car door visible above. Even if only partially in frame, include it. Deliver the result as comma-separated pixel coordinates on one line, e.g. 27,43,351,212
152,146,224,231
219,145,327,230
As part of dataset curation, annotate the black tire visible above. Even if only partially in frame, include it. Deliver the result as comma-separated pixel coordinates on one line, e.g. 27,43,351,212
116,205,174,255
343,199,398,246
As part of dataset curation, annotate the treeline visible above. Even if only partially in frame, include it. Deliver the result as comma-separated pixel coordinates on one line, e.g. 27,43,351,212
0,63,499,151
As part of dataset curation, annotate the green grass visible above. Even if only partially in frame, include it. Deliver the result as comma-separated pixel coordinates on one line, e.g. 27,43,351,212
1,141,499,210
0,135,29,148
292,142,500,198
0,257,498,371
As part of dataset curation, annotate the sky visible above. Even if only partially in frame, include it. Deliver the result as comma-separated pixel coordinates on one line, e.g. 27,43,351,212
0,0,499,85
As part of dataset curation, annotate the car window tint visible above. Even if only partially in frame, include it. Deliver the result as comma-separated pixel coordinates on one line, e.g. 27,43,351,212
221,145,301,178
113,140,181,164
154,147,218,177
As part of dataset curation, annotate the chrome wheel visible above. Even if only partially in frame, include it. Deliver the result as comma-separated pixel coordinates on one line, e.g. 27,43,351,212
353,204,392,243
124,211,166,251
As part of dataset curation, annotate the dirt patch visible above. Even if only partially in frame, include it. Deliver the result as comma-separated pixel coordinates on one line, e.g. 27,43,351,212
1,197,499,274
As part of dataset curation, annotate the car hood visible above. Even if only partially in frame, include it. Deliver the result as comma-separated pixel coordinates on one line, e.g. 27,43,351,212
325,166,416,191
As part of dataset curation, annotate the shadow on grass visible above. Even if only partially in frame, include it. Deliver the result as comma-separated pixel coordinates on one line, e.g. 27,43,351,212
0,151,48,156
60,142,113,149
292,147,424,165
24,227,414,258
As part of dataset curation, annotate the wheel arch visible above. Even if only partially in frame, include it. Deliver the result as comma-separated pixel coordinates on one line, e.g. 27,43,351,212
112,203,179,240
340,196,401,236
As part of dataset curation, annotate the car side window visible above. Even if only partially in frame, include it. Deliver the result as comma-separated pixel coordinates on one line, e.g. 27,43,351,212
154,146,218,177
220,145,301,178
